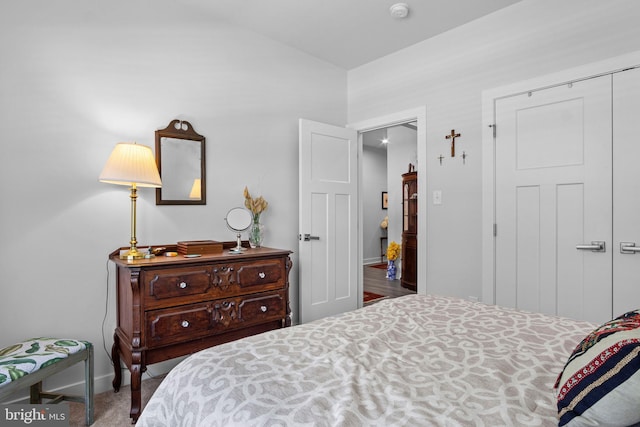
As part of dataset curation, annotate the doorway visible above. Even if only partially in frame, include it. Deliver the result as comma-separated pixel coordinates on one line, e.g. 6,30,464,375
360,121,419,302
350,107,427,301
298,108,426,323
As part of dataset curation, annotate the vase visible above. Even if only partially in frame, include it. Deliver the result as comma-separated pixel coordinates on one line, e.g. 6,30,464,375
386,260,396,280
248,217,264,248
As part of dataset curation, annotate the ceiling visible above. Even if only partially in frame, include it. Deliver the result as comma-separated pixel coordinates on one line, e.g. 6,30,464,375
363,122,417,149
182,0,523,69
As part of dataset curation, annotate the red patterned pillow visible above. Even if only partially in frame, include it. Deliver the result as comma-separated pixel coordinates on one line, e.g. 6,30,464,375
555,309,640,426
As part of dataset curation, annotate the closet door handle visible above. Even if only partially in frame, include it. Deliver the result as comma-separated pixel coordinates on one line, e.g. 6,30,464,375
576,241,605,252
620,242,640,254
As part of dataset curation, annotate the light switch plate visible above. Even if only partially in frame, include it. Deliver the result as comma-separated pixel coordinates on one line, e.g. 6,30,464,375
433,190,442,205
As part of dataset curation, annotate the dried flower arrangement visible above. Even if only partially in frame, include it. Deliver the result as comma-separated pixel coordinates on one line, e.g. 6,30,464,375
243,186,268,219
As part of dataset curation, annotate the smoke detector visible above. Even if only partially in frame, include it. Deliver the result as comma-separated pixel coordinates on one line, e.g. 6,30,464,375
389,3,409,19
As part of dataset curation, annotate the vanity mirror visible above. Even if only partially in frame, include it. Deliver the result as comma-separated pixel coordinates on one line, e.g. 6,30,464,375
225,207,252,253
155,119,206,205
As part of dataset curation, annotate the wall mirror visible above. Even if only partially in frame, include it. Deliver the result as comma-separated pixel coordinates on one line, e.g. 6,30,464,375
155,119,206,205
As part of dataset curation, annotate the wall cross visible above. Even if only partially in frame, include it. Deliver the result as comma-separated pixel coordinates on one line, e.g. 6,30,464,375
445,129,461,157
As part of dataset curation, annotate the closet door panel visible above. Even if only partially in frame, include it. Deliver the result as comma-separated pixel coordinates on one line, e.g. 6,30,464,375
613,68,640,316
495,76,613,324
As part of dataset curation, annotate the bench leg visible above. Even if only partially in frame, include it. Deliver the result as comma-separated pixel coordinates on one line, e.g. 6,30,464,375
29,382,42,404
85,345,94,426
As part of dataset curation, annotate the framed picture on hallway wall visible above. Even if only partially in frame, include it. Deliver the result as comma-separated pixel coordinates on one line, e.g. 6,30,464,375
382,191,388,209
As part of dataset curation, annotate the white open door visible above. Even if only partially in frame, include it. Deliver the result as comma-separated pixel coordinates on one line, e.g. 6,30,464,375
299,119,358,323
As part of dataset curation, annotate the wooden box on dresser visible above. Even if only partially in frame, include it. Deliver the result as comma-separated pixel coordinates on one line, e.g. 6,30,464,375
109,245,292,422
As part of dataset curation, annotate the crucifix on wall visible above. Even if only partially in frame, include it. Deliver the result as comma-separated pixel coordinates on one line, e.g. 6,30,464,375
445,129,461,157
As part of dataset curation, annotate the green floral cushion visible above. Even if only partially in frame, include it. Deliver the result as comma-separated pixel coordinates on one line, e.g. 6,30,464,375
0,337,90,387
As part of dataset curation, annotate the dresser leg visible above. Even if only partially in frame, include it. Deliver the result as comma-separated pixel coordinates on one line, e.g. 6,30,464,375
111,332,122,392
129,358,142,423
285,301,292,327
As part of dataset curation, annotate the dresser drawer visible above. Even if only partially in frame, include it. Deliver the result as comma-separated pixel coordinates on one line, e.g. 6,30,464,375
146,303,212,347
210,291,286,333
236,259,284,288
146,291,287,348
210,258,285,296
237,292,286,325
144,266,212,307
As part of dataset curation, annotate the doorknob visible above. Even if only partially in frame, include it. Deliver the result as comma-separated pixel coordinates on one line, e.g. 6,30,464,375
300,233,320,241
620,242,640,254
575,241,606,252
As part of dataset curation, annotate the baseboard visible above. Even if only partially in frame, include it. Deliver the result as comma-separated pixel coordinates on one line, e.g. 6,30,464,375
0,359,184,404
89,358,183,395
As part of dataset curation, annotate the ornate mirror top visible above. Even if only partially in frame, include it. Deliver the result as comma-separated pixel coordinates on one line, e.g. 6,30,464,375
155,119,206,205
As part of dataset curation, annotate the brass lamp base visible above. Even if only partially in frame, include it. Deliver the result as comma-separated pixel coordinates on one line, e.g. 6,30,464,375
120,247,146,260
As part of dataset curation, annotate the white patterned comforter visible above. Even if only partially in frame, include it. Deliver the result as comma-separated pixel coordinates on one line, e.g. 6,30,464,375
136,294,595,427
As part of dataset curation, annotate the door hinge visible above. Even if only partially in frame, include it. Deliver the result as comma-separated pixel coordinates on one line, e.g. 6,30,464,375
489,124,496,138
493,223,497,237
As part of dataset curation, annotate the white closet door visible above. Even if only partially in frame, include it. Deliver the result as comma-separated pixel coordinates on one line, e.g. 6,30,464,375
495,75,613,324
613,68,640,316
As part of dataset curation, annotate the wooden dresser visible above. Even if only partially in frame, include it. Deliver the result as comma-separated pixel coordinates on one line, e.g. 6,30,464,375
109,245,292,422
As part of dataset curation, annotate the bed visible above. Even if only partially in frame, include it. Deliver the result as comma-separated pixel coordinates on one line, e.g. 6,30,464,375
135,294,638,427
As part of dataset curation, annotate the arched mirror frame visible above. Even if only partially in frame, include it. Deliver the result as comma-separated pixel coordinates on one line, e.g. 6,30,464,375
155,119,206,205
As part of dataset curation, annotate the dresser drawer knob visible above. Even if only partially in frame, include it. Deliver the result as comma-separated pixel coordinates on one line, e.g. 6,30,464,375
178,282,188,289
181,320,190,328
260,305,267,313
258,272,266,279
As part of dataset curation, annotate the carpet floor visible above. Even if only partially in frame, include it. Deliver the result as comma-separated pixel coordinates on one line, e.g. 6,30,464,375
68,376,164,426
363,291,387,305
368,263,387,269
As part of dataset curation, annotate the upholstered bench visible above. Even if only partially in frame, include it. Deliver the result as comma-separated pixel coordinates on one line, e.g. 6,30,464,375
0,337,94,426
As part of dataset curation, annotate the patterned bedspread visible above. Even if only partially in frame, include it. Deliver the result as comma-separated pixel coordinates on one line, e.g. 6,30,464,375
136,294,595,427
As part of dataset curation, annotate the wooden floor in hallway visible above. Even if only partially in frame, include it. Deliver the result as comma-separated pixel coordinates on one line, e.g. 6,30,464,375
363,263,415,303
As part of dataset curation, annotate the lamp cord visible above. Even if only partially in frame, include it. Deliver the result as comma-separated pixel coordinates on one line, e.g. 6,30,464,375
102,259,113,366
102,258,159,379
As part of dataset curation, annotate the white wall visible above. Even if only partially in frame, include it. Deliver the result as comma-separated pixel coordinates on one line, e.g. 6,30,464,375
0,1,346,396
361,124,416,267
362,145,387,264
348,0,640,301
385,125,417,277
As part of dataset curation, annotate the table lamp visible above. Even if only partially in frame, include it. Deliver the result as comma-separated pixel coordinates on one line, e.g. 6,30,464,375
99,142,162,260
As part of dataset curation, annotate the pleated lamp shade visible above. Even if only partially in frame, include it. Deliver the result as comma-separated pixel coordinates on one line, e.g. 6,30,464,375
99,142,162,187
